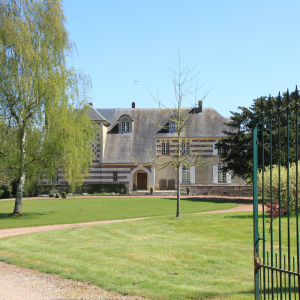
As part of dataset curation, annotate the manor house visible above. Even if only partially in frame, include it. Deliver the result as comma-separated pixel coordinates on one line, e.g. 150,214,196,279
60,102,244,194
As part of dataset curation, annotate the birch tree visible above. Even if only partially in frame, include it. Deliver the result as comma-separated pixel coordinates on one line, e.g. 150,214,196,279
0,0,98,215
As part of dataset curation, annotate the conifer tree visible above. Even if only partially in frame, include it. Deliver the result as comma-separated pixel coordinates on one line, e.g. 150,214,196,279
215,86,300,180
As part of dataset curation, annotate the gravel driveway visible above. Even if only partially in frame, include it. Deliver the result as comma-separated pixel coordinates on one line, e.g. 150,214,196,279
0,200,260,300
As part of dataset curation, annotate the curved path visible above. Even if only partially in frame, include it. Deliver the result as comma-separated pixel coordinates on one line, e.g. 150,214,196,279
0,202,261,300
0,203,262,239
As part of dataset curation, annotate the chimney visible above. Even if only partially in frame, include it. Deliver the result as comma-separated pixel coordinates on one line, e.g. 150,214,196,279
132,102,135,108
89,102,93,106
198,100,202,113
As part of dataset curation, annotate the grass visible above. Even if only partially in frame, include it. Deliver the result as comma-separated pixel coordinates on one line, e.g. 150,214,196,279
0,211,257,300
0,197,236,229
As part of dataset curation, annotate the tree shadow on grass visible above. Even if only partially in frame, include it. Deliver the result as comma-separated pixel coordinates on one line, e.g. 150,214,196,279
224,214,264,219
164,197,240,204
0,212,54,220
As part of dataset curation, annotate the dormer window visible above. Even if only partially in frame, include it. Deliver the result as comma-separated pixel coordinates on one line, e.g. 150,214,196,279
169,121,176,132
169,114,182,133
121,121,130,132
118,115,133,133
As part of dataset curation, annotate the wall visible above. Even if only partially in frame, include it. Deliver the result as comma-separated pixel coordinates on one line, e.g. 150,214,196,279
180,185,253,197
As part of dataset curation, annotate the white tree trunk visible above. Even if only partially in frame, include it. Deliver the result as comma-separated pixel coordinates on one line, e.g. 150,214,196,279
12,130,26,215
13,171,25,215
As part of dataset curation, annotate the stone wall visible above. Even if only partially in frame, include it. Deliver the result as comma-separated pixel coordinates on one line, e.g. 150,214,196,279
181,185,253,197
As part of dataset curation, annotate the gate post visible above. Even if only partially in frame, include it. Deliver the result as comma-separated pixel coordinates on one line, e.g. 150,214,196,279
253,117,260,299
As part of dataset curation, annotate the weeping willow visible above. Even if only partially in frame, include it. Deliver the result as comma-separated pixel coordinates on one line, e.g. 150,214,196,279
0,0,99,215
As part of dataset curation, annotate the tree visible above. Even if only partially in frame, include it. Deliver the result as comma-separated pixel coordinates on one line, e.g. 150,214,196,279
145,56,215,218
215,86,300,180
0,0,98,215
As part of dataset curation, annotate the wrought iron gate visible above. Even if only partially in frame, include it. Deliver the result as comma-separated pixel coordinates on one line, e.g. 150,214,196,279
253,101,300,299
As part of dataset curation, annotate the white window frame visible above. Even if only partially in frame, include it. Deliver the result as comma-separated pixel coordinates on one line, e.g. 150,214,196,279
213,142,218,155
182,142,190,155
49,173,58,184
182,167,190,183
162,142,170,155
113,171,118,182
218,165,227,183
121,121,130,132
213,164,231,184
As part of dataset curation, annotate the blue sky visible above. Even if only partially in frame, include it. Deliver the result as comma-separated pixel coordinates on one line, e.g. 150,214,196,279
63,0,300,117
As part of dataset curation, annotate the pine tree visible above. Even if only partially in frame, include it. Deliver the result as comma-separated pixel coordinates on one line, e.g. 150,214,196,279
215,86,300,180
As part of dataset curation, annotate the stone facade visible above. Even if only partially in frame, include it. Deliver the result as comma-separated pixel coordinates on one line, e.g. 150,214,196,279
44,105,246,192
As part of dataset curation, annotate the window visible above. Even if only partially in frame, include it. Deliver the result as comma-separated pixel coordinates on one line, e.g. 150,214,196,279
113,171,118,182
182,142,190,155
162,142,170,155
49,173,58,183
218,165,227,183
182,167,190,183
121,121,130,132
118,115,133,133
169,121,176,132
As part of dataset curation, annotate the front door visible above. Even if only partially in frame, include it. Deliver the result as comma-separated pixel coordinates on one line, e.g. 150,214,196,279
137,173,147,189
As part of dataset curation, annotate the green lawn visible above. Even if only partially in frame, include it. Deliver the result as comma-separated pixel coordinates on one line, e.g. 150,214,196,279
0,212,255,300
0,197,236,229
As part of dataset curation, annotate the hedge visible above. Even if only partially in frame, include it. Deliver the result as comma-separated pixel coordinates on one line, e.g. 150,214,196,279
0,189,10,199
89,184,126,194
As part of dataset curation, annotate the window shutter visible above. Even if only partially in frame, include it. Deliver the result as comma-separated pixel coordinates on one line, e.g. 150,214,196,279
213,164,218,184
213,142,218,155
190,166,195,184
226,171,231,184
179,166,182,183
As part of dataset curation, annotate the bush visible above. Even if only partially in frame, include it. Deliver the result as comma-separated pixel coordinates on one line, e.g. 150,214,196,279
62,191,66,197
258,162,300,213
55,193,59,198
0,189,10,199
89,184,126,194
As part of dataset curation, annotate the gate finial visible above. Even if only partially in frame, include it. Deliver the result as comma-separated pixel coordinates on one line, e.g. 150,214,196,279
268,94,273,112
276,91,282,111
295,85,299,105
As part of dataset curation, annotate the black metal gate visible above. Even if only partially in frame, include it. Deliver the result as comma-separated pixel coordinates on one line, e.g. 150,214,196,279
253,98,300,299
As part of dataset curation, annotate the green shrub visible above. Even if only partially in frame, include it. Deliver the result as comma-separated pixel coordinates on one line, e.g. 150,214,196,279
62,191,66,197
55,193,59,198
0,189,10,199
89,184,126,194
258,162,300,212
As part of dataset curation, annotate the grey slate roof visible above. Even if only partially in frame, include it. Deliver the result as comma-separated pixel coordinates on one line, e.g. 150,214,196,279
87,105,110,125
94,107,230,164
